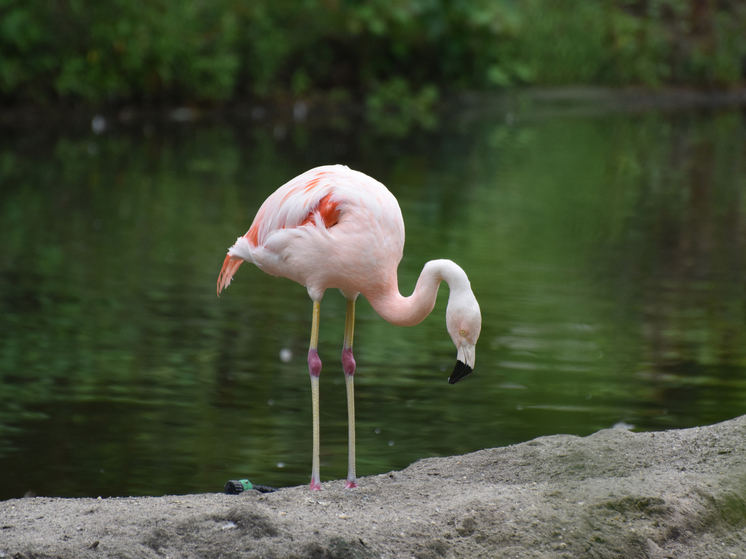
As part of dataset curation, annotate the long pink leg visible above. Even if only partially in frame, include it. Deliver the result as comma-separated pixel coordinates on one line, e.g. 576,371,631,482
342,298,358,489
308,301,322,491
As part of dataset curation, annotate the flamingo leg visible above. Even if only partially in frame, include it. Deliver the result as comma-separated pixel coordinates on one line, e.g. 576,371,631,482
342,298,358,488
308,301,322,491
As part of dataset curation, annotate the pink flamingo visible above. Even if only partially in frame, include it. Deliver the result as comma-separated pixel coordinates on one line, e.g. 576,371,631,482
217,165,481,490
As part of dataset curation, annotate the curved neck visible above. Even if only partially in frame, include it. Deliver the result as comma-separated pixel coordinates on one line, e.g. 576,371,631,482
364,259,470,327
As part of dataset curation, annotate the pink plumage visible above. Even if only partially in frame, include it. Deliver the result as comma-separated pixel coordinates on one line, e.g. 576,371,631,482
217,164,481,490
218,165,404,302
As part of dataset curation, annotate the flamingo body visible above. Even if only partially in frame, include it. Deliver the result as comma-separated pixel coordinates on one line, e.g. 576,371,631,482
218,164,481,490
219,165,404,303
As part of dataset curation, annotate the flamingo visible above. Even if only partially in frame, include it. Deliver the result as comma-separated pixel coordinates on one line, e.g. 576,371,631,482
217,165,481,490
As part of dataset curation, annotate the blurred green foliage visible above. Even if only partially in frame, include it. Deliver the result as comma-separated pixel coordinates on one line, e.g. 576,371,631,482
0,0,745,104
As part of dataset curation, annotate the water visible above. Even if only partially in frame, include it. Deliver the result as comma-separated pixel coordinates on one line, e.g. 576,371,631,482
2,101,746,499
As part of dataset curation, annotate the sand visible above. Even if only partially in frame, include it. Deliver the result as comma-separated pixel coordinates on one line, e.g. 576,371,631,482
2,415,745,558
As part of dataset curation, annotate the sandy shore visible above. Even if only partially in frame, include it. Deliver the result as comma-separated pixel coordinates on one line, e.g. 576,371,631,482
2,415,745,558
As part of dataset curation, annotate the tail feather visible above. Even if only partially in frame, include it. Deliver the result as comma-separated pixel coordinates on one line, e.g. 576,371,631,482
217,254,244,296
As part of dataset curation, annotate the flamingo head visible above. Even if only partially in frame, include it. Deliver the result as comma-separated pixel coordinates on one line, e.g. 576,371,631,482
445,288,481,384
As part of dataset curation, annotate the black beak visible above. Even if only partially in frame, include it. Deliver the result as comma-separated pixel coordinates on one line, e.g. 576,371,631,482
448,360,473,384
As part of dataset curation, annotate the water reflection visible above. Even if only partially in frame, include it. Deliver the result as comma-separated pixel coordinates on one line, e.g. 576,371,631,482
1,105,746,499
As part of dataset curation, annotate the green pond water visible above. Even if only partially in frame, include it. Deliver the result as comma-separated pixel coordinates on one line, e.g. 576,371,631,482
2,100,746,499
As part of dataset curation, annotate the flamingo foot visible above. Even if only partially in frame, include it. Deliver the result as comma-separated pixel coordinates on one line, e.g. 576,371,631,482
310,479,322,491
345,479,358,489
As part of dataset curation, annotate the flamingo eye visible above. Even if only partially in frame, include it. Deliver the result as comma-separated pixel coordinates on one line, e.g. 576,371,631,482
460,328,466,336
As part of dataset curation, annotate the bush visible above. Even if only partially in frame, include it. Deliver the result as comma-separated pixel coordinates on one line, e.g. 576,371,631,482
0,0,744,106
